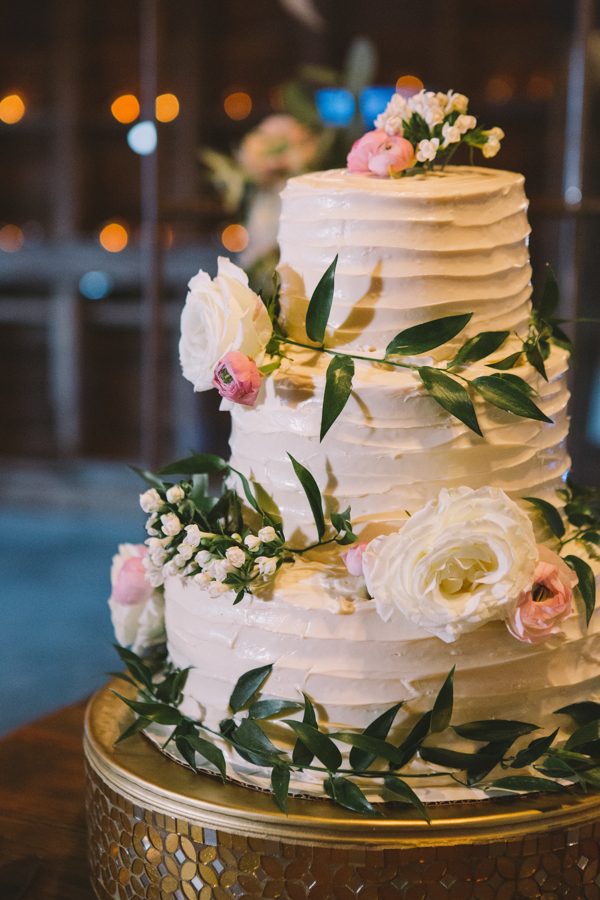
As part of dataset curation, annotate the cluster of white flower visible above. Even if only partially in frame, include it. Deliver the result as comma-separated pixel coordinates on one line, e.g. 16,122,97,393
374,88,503,167
139,485,284,598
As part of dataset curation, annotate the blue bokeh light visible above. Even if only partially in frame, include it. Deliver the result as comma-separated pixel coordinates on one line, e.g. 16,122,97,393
315,88,355,127
359,86,396,128
79,270,114,300
127,120,157,155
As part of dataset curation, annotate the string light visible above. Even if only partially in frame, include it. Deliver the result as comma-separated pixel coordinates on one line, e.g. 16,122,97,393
223,91,252,121
0,224,24,252
110,94,140,124
0,94,25,125
221,224,249,253
99,222,128,253
155,93,179,122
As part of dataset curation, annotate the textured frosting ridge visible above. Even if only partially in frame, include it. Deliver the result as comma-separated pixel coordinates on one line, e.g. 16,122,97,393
165,166,593,798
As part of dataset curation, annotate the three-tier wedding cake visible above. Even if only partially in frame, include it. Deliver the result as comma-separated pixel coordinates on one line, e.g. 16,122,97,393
108,89,600,813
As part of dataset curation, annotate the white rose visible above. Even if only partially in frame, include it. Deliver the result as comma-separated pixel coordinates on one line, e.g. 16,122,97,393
363,487,538,643
140,488,162,513
160,512,182,537
226,546,247,568
416,138,440,163
258,525,277,543
108,544,165,652
244,534,261,552
179,257,272,392
256,555,278,577
166,484,185,504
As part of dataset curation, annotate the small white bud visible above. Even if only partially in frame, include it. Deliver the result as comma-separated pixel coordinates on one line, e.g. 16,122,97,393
256,555,277,577
226,546,246,568
183,524,202,547
160,512,182,537
244,534,261,552
166,484,185,504
258,526,277,543
194,572,212,586
176,543,194,561
207,580,230,598
140,488,162,513
207,558,233,582
195,549,213,567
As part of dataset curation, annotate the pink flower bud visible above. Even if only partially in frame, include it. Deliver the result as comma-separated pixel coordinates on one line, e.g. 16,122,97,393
212,350,262,407
111,547,151,606
342,542,367,577
507,545,577,644
347,130,415,177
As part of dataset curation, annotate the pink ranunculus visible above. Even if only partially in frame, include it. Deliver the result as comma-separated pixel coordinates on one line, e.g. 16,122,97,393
342,542,368,577
347,130,415,176
111,546,150,606
237,115,319,185
507,545,577,644
346,129,388,173
213,350,262,407
368,135,415,177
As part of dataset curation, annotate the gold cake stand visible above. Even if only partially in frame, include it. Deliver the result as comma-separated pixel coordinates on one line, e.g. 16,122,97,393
84,681,600,899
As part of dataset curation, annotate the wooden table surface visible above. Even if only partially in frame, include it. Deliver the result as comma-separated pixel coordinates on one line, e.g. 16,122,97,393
0,700,92,900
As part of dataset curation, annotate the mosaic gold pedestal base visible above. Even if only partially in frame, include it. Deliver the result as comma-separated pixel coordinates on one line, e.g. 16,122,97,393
84,682,600,900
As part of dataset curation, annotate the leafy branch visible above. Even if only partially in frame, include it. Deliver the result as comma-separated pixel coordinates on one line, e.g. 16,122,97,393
112,648,600,819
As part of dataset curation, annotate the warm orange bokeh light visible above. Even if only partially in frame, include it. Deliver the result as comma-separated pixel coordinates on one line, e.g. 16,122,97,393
527,72,555,102
156,93,180,122
395,75,424,97
0,94,26,125
223,91,252,121
484,75,515,104
0,224,24,252
110,94,140,124
99,222,129,253
221,224,249,253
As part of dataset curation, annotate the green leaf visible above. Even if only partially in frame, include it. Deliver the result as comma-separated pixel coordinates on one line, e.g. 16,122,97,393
112,693,184,726
537,264,560,320
510,730,559,769
431,667,455,734
249,699,304,719
115,716,151,745
321,355,354,441
453,719,538,742
384,776,430,822
233,719,284,758
386,313,472,357
179,733,227,780
491,373,536,396
287,453,326,540
394,711,432,768
330,506,357,545
229,467,262,516
284,721,342,772
229,664,273,713
130,465,165,491
349,702,404,771
523,497,565,538
323,775,382,816
555,701,600,727
525,341,548,381
451,331,510,367
158,453,228,475
471,374,552,423
488,351,523,370
466,740,513,785
418,367,482,436
564,555,596,625
271,766,290,813
114,645,155,693
564,720,600,752
419,746,486,769
306,255,338,344
330,732,406,766
488,776,564,794
292,693,317,766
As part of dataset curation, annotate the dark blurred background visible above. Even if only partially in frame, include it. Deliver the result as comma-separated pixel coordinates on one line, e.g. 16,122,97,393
1,0,599,731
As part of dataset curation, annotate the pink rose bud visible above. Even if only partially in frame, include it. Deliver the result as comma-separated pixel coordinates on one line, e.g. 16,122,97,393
212,350,262,407
346,130,389,173
367,135,415,177
507,545,577,644
112,548,151,606
342,542,368,577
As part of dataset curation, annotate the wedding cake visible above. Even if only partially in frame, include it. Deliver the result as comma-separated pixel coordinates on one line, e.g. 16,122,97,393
109,90,600,813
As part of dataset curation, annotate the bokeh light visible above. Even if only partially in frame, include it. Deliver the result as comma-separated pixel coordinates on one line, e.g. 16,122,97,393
0,94,26,125
395,75,424,98
0,224,24,252
526,72,555,102
155,93,180,122
79,271,114,300
221,224,249,253
315,88,355,127
359,86,395,128
484,75,515,104
110,94,140,124
223,91,252,121
99,222,128,253
127,121,157,155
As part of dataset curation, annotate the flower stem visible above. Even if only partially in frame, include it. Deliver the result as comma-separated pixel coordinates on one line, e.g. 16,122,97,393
273,335,416,371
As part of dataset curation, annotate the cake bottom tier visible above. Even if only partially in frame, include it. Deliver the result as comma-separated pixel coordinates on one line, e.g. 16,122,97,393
164,561,600,799
85,682,600,900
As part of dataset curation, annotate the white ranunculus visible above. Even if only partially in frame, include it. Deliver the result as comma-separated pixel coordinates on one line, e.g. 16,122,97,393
108,543,165,653
179,257,272,392
363,487,538,643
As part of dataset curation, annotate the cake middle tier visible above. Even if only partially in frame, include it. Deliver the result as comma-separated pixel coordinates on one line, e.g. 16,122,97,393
228,345,570,541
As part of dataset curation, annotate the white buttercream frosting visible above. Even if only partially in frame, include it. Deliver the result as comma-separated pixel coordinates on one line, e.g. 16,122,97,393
164,166,596,799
